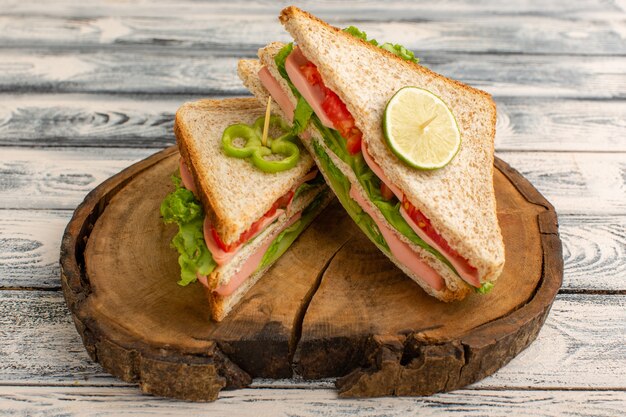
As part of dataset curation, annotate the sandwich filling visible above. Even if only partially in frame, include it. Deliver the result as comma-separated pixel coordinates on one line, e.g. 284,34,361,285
260,43,481,290
182,158,318,264
163,158,325,296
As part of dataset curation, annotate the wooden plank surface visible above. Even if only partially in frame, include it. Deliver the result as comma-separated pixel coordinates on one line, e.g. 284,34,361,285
0,0,624,411
1,2,624,55
0,51,624,98
0,148,152,210
2,95,625,151
0,387,624,417
1,290,624,389
3,0,622,18
1,148,623,215
0,210,68,289
497,152,626,216
2,210,624,291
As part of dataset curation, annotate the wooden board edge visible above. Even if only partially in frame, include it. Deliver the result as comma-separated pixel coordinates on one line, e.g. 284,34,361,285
59,146,253,402
334,159,563,397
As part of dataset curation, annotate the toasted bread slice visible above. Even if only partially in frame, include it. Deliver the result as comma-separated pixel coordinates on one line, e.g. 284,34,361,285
239,56,469,301
278,6,504,285
175,98,315,246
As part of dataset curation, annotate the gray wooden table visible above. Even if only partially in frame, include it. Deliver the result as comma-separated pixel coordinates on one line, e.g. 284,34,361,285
1,1,625,415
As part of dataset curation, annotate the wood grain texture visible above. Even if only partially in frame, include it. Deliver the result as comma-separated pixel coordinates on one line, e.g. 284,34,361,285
1,291,623,389
2,211,623,292
0,94,193,148
495,98,626,152
1,2,625,55
3,0,622,18
0,210,70,289
0,51,623,98
498,151,626,216
475,294,626,389
0,0,623,410
0,147,152,209
2,95,624,151
559,215,626,292
1,149,623,215
1,387,625,417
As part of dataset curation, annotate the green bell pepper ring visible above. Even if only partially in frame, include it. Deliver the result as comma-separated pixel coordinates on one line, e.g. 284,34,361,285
221,115,301,173
221,124,262,158
250,139,300,173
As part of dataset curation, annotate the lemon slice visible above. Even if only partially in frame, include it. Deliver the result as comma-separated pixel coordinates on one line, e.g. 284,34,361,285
383,86,461,170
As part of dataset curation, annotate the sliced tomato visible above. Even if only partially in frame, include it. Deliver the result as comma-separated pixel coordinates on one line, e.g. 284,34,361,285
211,190,295,253
272,190,295,213
299,61,362,154
402,197,478,275
211,227,234,252
380,182,395,201
300,62,323,86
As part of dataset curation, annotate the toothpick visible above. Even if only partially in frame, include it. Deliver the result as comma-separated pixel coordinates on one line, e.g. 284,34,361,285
261,96,272,147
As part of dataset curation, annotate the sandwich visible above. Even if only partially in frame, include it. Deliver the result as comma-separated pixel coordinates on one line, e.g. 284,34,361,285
160,98,330,321
238,6,505,301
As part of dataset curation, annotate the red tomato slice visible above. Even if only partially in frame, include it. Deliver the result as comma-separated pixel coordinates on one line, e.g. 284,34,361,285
300,62,362,154
211,190,295,253
402,197,478,275
300,62,323,86
380,182,395,201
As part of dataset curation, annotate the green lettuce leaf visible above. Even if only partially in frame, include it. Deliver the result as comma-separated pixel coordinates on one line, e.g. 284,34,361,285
160,175,216,285
343,25,379,46
311,141,388,252
343,25,419,64
475,282,494,294
292,96,314,134
276,43,314,134
275,42,294,83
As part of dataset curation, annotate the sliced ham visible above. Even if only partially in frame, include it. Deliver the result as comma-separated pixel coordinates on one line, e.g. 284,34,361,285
361,142,403,200
285,47,335,128
349,185,444,291
297,169,319,186
179,158,198,196
212,211,303,296
258,66,295,122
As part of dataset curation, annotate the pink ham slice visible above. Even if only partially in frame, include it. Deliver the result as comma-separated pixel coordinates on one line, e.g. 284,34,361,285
259,65,311,140
179,158,198,196
258,66,295,122
285,47,335,128
361,142,403,200
349,185,444,291
211,211,303,296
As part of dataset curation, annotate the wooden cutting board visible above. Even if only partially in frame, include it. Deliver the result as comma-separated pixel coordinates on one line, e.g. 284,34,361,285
60,146,562,401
